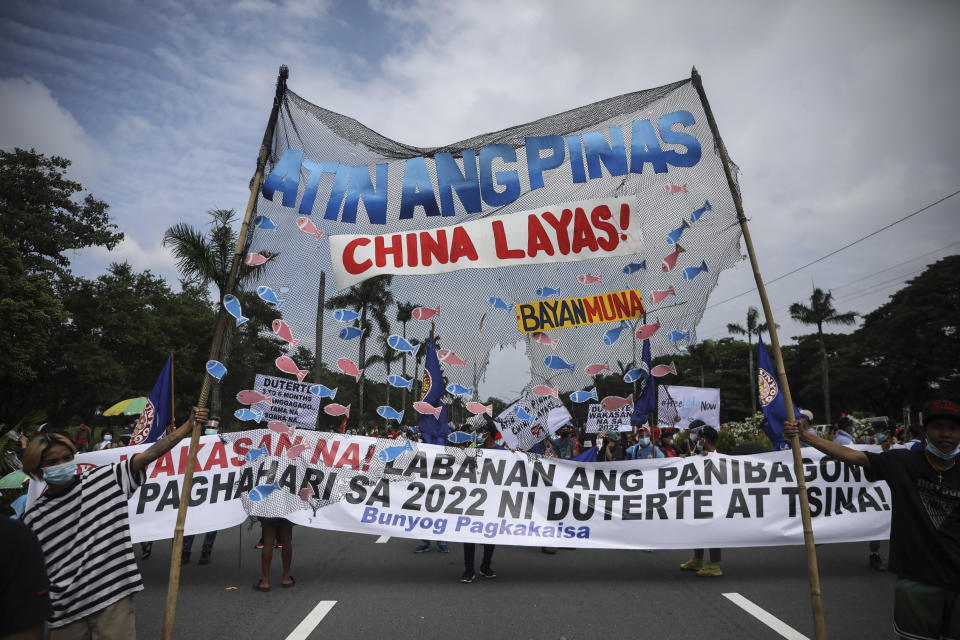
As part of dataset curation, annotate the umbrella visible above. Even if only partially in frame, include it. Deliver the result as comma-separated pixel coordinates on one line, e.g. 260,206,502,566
0,469,28,489
103,397,148,416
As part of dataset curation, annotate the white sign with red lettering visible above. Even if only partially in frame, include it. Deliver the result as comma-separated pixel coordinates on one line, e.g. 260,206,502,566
328,196,645,290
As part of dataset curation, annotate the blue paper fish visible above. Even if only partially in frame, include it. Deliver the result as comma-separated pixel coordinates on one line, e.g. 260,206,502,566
536,287,560,298
256,286,285,310
683,260,709,281
339,326,364,340
206,360,227,381
308,384,337,400
513,406,534,422
376,406,404,423
378,440,413,463
690,200,712,224
245,443,270,463
234,408,263,423
388,334,419,355
446,383,474,396
603,321,628,346
388,375,413,391
544,355,575,373
569,388,598,403
623,261,647,274
253,215,278,230
488,297,510,310
668,330,691,342
332,309,360,323
666,219,690,245
248,483,280,502
222,294,249,326
448,431,478,444
623,367,647,383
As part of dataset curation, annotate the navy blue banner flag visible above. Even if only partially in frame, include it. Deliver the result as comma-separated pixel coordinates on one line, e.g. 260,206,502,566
757,337,798,450
130,353,174,445
417,330,449,445
631,336,656,427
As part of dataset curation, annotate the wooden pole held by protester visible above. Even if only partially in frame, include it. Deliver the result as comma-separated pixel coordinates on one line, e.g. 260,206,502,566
161,65,289,640
691,67,827,640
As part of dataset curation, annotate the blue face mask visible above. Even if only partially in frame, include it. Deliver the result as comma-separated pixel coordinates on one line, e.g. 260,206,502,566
204,429,218,436
43,461,78,486
926,442,960,461
638,438,651,447
696,441,704,453
875,434,887,443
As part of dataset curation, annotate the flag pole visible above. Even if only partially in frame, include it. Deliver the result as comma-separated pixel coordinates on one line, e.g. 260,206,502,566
161,65,289,640
169,352,175,429
690,67,826,640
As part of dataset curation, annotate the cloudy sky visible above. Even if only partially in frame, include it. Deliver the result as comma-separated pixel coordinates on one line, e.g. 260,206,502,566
2,0,958,397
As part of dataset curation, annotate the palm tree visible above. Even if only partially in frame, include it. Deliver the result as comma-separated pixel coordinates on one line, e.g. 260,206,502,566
790,288,857,423
162,209,268,418
396,302,415,409
366,333,402,407
727,307,774,414
686,339,718,388
324,276,394,418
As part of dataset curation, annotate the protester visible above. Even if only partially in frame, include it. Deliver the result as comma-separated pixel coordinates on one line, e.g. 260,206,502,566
784,400,960,640
182,417,222,565
462,418,501,583
833,416,856,445
254,517,295,591
599,429,625,461
1,518,52,640
904,423,925,451
96,429,115,450
659,429,679,457
548,424,579,459
73,423,91,453
625,426,664,459
21,407,207,638
681,424,723,577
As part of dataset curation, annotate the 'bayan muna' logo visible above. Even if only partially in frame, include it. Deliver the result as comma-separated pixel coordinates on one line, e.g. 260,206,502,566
758,369,778,407
129,400,156,445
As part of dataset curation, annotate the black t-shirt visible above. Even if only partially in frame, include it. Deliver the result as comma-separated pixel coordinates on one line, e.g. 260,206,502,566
865,449,960,591
0,518,52,634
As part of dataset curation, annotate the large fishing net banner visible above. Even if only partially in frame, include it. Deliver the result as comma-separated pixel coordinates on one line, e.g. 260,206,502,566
240,76,742,429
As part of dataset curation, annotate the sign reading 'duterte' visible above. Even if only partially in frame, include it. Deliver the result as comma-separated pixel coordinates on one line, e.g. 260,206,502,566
253,374,320,429
585,404,633,433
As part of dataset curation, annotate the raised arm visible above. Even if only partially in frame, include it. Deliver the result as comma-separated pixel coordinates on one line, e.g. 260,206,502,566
131,407,209,474
783,419,871,468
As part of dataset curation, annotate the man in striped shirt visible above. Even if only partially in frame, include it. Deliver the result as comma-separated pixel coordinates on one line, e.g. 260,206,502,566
21,407,208,639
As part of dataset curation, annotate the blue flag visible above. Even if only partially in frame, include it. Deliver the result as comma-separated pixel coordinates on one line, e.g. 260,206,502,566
130,353,174,445
757,336,798,451
631,336,656,427
417,330,450,445
571,446,597,462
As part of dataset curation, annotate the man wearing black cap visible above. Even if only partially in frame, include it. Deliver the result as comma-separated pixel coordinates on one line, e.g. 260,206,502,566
785,399,960,639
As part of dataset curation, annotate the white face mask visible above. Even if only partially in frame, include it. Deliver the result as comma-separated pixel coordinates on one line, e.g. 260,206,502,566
103,434,112,442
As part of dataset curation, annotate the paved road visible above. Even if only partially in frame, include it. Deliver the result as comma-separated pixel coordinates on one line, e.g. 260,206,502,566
136,526,893,639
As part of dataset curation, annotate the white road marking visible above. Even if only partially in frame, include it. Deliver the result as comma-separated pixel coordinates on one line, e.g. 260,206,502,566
375,535,390,543
722,593,810,640
285,600,337,640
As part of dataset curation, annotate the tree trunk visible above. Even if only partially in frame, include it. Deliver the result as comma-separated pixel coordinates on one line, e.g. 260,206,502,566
818,327,830,423
401,321,408,413
211,323,235,422
314,272,325,430
358,309,367,422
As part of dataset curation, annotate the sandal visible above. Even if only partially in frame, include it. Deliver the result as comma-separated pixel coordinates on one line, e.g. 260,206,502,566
141,543,152,560
253,581,271,592
281,577,296,588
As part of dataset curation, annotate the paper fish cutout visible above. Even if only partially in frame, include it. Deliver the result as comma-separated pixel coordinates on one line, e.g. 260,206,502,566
253,215,278,230
286,443,309,460
690,200,712,224
244,252,272,267
532,385,559,398
234,408,263,423
623,261,646,274
275,356,308,382
271,319,300,350
668,330,691,343
544,355,575,373
412,305,441,321
603,321,628,346
536,287,560,298
666,220,690,245
387,375,413,391
651,362,677,377
237,390,272,405
569,388,598,403
601,394,634,411
378,440,413,463
438,349,467,371
339,326,364,340
323,403,351,417
683,261,708,281
296,216,325,240
585,361,611,376
623,367,646,383
413,401,442,418
448,431,478,445
332,309,360,323
577,274,603,285
223,294,249,326
245,444,269,463
336,358,363,381
649,285,676,304
513,406,533,422
466,402,492,416
299,488,314,501
309,384,337,399
661,245,686,273
664,184,688,194
248,483,280,502
635,320,661,340
256,286,285,310
388,335,419,356
531,332,558,349
488,297,511,310
446,384,474,396
206,360,227,381
376,406,404,423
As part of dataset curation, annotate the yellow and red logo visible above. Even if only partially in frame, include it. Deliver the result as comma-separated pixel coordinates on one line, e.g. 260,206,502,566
758,369,778,407
516,289,644,334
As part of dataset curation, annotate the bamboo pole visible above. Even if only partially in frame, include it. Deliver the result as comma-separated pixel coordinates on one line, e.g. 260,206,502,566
314,271,325,430
690,67,826,639
161,65,289,640
169,352,175,430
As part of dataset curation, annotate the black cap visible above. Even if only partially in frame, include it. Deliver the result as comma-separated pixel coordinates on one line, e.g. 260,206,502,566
923,400,960,425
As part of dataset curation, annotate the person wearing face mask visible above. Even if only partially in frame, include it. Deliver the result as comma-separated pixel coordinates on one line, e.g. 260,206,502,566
784,400,960,640
97,429,115,450
20,407,208,639
461,418,503,583
182,417,222,565
659,428,679,457
625,426,664,460
680,425,724,577
678,419,706,457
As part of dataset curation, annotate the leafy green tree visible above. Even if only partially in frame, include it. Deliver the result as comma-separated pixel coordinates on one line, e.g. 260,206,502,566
790,288,857,423
395,301,415,409
367,333,402,408
0,148,122,275
726,307,773,414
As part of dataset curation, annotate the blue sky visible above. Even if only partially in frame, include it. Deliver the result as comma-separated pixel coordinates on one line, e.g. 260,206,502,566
2,0,958,399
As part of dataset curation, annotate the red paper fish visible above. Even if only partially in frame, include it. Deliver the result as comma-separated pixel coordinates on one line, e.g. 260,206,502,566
336,357,363,382
577,274,603,285
272,319,300,349
661,244,686,272
649,285,676,304
413,401,442,418
531,332,558,349
532,385,559,398
584,361,611,376
601,394,634,411
635,320,661,340
324,403,351,417
412,305,441,321
437,349,467,371
650,362,677,377
286,443,309,459
466,402,492,416
296,216,324,240
299,488,314,501
664,184,688,194
244,252,270,266
276,356,308,382
236,390,272,405
268,421,294,437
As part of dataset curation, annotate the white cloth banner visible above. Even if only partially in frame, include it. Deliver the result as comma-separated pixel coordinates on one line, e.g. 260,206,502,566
585,404,633,433
27,432,890,548
658,385,720,430
496,394,572,451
